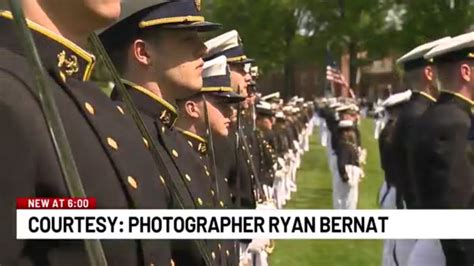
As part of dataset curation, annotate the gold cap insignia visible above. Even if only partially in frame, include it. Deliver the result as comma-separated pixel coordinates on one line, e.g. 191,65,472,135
468,52,474,58
195,0,201,11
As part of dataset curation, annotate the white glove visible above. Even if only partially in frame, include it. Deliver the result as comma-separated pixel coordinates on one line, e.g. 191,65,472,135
358,147,367,165
277,157,286,169
256,201,277,210
247,239,270,253
345,165,363,186
239,251,252,266
293,140,300,151
275,169,286,180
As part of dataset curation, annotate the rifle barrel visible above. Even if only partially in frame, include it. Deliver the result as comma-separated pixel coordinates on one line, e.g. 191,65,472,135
8,2,107,265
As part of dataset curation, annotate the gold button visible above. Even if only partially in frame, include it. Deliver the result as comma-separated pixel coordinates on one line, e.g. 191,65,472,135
211,252,215,259
211,190,215,196
246,159,250,164
161,126,166,133
218,243,222,249
242,146,246,151
224,178,228,183
172,149,179,158
160,176,166,185
205,170,210,176
85,102,95,115
107,137,118,150
117,105,125,115
188,141,193,147
226,250,230,256
220,201,224,207
143,138,149,148
171,259,175,266
128,176,138,189
185,174,191,182
197,198,203,206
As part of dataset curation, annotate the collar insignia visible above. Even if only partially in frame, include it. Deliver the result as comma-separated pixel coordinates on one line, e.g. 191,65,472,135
198,142,207,154
57,50,79,77
160,110,172,126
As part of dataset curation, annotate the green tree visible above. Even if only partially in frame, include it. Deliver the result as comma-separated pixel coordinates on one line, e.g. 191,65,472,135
386,0,474,53
205,0,319,98
205,0,474,97
205,0,394,96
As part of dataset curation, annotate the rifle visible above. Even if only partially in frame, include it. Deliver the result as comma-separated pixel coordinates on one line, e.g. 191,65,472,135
237,125,267,202
251,96,257,131
201,94,220,202
201,94,225,264
235,86,266,203
88,35,213,266
7,2,107,265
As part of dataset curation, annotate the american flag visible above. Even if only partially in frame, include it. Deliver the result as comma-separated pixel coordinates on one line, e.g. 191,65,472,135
326,65,348,88
326,65,356,99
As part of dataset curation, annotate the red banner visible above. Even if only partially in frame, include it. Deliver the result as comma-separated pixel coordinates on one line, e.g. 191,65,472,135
16,198,96,209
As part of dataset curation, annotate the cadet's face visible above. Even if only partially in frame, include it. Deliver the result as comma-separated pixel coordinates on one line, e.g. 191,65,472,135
151,29,207,98
462,64,474,96
230,64,251,106
205,99,233,137
340,112,352,121
81,0,120,23
257,117,272,130
36,0,121,30
240,89,250,110
247,93,256,106
230,107,238,123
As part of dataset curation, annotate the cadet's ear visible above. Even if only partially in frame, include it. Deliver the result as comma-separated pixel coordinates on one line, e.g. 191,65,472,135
424,66,434,81
184,100,201,119
132,39,151,66
460,63,472,82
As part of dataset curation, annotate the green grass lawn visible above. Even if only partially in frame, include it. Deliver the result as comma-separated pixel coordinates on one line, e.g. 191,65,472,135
270,118,384,266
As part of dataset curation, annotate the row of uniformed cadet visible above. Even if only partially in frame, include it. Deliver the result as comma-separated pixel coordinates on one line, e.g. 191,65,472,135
0,0,316,265
376,33,474,266
316,98,367,209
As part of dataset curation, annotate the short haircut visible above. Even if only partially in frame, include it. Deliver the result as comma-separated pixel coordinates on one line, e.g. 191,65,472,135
435,59,474,88
104,27,164,75
404,66,426,91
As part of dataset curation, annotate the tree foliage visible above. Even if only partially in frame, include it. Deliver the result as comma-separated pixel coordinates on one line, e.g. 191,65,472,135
385,0,474,53
204,0,306,73
205,0,473,72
